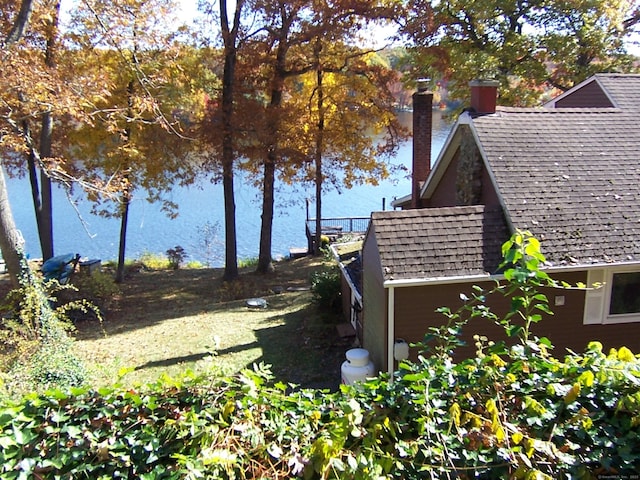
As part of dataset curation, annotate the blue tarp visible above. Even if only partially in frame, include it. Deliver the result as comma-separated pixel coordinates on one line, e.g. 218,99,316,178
41,253,79,283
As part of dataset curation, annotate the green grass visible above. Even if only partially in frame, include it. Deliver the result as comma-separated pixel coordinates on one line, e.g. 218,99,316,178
71,256,348,390
76,290,344,389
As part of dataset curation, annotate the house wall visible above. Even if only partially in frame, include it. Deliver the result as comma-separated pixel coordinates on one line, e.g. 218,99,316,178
426,135,500,209
555,81,614,108
340,274,351,322
361,229,388,371
426,150,461,207
391,271,640,365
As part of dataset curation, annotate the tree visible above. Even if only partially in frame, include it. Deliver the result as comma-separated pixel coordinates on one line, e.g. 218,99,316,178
218,0,245,281
291,42,409,254
29,0,60,261
1,0,75,262
246,0,400,273
402,0,640,106
198,0,250,282
0,0,43,286
65,0,200,282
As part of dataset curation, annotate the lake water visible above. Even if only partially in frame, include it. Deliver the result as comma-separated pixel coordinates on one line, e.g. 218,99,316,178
6,111,452,266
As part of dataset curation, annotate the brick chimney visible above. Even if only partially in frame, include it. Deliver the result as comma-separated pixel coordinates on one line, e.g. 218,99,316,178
469,79,499,115
411,80,433,209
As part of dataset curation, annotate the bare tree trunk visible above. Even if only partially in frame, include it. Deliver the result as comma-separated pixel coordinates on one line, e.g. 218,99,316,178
257,156,276,273
38,112,54,260
219,0,244,281
115,193,130,283
5,0,34,44
115,77,136,283
0,167,24,288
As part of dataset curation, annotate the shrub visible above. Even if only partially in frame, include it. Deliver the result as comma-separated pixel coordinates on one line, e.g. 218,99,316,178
166,245,187,270
0,253,88,396
139,252,170,270
310,265,342,311
238,256,259,269
64,271,120,321
185,260,205,269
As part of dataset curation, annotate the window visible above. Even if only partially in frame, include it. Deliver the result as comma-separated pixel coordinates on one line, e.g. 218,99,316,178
584,268,640,324
609,272,640,315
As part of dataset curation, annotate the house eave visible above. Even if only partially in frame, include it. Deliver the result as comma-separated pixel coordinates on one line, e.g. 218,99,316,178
543,259,640,273
383,273,501,288
382,260,640,289
390,194,411,209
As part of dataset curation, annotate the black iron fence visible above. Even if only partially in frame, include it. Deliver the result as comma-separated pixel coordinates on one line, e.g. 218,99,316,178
305,217,370,252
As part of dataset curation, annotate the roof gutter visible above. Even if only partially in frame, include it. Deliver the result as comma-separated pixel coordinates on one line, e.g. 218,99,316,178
387,285,395,379
384,273,501,289
382,260,640,290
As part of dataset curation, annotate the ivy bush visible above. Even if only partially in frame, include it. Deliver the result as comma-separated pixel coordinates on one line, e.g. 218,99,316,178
0,252,89,397
1,232,639,479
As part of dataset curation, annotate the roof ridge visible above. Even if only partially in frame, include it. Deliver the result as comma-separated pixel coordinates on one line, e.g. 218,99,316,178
372,205,490,219
494,106,624,114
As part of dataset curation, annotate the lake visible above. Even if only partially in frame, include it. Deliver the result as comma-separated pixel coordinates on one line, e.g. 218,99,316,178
6,111,452,266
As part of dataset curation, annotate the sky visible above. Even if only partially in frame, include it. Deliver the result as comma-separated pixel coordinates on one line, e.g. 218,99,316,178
60,1,640,59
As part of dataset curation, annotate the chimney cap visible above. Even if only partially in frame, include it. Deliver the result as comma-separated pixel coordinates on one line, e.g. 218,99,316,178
469,79,500,87
417,78,431,92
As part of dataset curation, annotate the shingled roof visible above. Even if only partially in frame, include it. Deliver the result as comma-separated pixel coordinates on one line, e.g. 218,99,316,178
595,74,640,110
473,107,640,266
548,74,640,110
371,206,508,282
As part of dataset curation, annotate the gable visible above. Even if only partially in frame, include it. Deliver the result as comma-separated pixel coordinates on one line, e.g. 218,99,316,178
547,74,640,111
554,78,614,108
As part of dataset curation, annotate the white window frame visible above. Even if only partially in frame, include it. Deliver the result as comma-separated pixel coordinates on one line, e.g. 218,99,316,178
584,267,640,325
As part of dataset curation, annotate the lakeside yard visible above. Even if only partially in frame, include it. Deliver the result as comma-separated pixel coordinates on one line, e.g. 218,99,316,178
72,255,352,390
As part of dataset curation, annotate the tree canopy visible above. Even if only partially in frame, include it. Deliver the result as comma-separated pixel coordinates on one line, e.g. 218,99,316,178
402,0,640,105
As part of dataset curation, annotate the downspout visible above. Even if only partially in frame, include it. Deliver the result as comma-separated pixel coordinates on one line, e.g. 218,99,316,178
387,285,395,380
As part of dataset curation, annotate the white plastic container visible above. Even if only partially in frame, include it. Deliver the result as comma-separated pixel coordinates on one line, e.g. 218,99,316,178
341,348,375,385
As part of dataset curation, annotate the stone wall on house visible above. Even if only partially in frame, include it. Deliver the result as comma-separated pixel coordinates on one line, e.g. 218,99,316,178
456,124,483,206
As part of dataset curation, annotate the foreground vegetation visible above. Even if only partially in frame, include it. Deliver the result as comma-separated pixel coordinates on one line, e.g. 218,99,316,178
0,233,639,478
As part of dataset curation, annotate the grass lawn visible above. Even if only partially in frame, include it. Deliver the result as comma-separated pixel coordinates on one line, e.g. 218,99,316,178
72,256,353,390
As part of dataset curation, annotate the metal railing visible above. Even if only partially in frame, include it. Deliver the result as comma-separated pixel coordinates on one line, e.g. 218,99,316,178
305,216,370,253
305,217,370,236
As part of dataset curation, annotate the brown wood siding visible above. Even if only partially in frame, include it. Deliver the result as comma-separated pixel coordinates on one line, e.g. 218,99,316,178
426,147,500,209
362,229,388,371
555,81,614,108
392,271,640,364
340,275,351,322
480,165,500,207
427,149,460,207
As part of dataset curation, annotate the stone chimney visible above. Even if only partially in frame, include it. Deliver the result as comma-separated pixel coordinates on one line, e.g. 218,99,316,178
469,79,499,115
411,80,433,209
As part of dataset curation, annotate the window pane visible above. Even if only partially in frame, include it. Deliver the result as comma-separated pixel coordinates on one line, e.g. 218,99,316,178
609,272,640,315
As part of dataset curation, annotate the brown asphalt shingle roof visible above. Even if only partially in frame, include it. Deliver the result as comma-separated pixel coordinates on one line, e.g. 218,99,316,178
371,74,640,283
474,107,640,266
593,74,640,110
371,206,508,282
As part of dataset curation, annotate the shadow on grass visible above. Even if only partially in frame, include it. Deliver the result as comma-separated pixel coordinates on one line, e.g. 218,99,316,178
75,258,322,341
134,352,216,371
251,302,351,390
129,301,350,390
